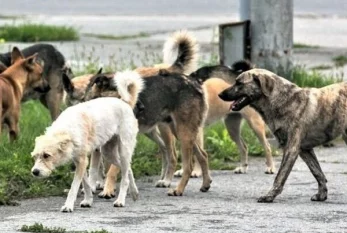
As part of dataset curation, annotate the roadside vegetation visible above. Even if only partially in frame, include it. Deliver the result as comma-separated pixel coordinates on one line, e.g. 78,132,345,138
20,222,110,233
0,24,79,42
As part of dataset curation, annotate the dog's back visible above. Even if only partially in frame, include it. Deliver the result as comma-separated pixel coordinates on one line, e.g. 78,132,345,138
49,97,137,148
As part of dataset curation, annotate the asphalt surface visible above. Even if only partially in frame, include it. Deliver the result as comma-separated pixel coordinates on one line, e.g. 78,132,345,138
1,143,347,232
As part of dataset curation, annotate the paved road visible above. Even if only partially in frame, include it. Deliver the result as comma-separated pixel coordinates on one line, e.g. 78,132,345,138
1,143,347,232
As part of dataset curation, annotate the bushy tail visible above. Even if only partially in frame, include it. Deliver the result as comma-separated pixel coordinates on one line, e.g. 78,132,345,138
113,70,144,108
229,60,254,75
163,30,199,75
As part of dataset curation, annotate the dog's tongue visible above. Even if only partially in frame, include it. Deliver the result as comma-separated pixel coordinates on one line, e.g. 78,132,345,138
229,101,236,110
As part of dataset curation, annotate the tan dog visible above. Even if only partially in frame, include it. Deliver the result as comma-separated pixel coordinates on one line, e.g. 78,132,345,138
0,47,47,141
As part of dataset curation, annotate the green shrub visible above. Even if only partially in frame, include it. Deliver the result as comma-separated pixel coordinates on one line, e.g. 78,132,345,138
0,24,79,42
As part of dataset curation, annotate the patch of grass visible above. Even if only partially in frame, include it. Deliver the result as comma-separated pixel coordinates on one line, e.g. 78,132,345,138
20,223,111,233
310,64,333,70
21,223,66,233
292,66,343,88
83,32,149,40
0,24,79,42
293,43,320,49
332,55,347,67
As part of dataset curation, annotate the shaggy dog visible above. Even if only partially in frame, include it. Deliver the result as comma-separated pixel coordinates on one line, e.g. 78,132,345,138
31,72,143,212
218,68,347,203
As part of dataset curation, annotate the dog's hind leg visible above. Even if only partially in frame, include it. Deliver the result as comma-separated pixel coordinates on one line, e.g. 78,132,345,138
80,171,93,208
242,109,275,174
146,127,172,188
300,149,327,202
193,137,212,192
224,113,248,174
98,164,119,199
128,167,139,201
191,129,203,178
113,140,135,207
61,154,88,212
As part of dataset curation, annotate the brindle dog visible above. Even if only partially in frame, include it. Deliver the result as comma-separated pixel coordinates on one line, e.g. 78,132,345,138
0,47,48,141
218,68,347,203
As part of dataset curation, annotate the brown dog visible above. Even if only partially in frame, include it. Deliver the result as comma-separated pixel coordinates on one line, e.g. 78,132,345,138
0,47,47,141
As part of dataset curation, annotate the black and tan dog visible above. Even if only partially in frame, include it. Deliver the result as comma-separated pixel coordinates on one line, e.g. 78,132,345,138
0,44,67,120
218,68,347,203
0,47,47,141
174,61,275,177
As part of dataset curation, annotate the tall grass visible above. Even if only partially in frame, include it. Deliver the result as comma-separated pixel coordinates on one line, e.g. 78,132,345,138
292,66,343,87
0,24,79,42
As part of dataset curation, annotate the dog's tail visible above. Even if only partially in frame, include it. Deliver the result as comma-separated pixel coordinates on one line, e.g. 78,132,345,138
229,60,254,76
113,70,145,108
163,30,199,75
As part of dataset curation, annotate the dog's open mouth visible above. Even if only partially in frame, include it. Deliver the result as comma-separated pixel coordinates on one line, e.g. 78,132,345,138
230,96,250,111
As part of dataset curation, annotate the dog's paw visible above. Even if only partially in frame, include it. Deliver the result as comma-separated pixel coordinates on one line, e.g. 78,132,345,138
131,190,139,201
113,200,125,207
234,166,248,174
311,193,327,202
257,195,274,203
191,170,202,178
155,180,171,188
200,185,210,192
80,200,93,208
174,169,183,177
98,190,115,199
96,182,104,190
60,205,74,212
167,188,183,196
265,167,276,174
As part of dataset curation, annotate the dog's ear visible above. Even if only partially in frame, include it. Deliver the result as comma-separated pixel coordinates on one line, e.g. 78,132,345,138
11,47,24,64
62,73,74,93
58,134,72,152
97,67,103,74
252,73,274,97
0,61,8,73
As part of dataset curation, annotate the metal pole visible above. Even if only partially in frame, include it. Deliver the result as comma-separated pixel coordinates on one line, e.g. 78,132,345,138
239,0,251,21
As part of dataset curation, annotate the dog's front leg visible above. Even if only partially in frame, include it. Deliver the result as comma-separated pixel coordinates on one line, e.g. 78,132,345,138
88,148,102,192
61,155,88,212
258,129,301,203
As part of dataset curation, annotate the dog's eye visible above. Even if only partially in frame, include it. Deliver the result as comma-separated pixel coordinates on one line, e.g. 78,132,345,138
43,153,50,159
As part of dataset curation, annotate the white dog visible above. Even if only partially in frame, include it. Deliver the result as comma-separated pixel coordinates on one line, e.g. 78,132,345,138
31,71,144,212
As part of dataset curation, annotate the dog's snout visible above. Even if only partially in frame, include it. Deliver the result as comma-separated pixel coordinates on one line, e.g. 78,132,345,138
218,91,227,100
32,169,40,176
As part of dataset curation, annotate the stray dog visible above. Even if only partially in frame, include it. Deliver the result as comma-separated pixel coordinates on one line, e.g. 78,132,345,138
0,47,47,141
218,68,347,203
174,61,274,177
31,73,143,212
85,70,211,197
63,30,200,193
0,44,67,120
